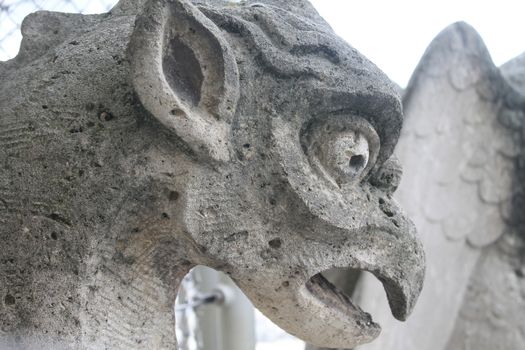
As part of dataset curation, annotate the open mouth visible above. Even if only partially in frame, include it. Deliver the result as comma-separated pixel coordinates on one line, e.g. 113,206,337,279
237,229,424,348
305,268,379,329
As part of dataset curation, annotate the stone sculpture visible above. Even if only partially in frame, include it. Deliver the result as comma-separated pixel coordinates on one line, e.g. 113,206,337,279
355,22,525,350
0,0,425,348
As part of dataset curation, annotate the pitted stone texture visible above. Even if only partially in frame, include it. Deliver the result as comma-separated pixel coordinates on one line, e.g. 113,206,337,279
0,0,424,349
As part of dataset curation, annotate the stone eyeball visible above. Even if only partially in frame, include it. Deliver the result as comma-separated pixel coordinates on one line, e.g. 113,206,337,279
303,115,380,187
322,130,370,180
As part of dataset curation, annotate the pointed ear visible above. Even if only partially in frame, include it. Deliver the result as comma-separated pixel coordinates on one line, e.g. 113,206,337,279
129,0,240,162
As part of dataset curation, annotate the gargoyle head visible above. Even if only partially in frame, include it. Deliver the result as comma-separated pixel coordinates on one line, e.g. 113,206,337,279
128,0,425,347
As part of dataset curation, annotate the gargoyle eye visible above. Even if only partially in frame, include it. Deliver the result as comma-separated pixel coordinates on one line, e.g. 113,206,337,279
304,116,380,187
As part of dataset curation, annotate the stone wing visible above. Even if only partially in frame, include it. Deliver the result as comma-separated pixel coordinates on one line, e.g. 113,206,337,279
354,22,523,350
398,22,516,248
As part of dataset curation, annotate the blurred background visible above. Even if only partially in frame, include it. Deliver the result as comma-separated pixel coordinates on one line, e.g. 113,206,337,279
1,1,524,349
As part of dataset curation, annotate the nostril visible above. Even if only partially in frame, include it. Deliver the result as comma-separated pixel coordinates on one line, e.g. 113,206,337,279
382,207,395,217
369,157,403,194
349,154,365,169
378,198,395,217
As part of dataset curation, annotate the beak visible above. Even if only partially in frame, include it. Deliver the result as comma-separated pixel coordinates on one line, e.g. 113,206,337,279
241,118,426,347
233,194,425,348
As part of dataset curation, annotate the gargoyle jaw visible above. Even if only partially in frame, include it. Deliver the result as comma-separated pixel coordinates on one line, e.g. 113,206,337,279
234,222,425,349
304,262,415,329
300,253,423,348
305,272,380,334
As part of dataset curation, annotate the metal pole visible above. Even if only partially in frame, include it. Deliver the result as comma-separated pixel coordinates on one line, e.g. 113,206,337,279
193,266,224,350
190,266,256,350
218,273,256,350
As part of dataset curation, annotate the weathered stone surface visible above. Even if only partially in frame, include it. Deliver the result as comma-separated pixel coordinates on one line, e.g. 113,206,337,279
0,0,425,348
354,22,525,350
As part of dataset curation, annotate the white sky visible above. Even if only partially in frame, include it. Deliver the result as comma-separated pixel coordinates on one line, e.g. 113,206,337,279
2,0,524,87
310,0,525,87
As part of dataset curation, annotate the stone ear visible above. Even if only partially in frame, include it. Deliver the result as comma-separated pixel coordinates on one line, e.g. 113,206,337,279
130,0,240,162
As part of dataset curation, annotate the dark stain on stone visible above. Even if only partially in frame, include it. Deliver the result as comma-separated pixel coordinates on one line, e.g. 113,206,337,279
47,212,71,226
168,191,180,201
268,238,282,249
4,294,15,306
225,230,249,242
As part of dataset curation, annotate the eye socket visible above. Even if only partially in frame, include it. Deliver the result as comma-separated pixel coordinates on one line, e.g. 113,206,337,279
303,115,380,187
349,154,365,168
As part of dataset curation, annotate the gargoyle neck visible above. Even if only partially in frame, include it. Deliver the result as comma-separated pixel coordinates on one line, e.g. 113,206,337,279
1,216,196,348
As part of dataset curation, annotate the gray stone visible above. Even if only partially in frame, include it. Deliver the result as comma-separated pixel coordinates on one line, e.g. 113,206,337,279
0,0,425,348
354,22,525,350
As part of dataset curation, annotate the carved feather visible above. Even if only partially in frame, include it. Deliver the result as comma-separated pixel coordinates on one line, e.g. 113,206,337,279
355,22,525,350
398,22,516,248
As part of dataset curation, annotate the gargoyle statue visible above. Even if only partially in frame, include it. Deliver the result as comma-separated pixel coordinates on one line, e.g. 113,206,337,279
355,22,525,350
0,0,425,348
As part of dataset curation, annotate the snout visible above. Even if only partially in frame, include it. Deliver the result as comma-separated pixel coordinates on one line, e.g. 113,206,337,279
301,189,426,323
226,117,425,348
232,192,425,348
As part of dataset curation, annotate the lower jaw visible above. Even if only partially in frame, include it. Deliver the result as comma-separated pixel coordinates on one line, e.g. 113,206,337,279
305,272,377,328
